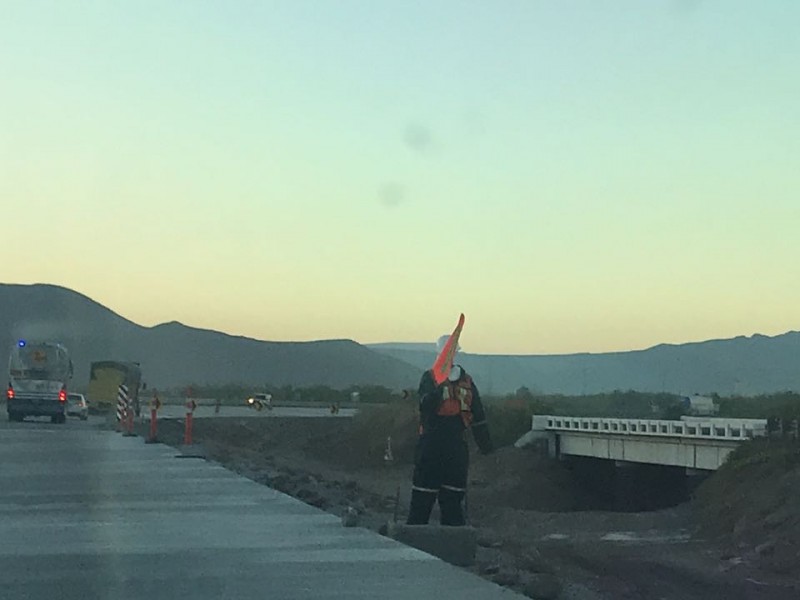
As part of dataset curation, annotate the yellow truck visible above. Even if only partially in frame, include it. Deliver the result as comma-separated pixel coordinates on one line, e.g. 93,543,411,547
87,361,143,415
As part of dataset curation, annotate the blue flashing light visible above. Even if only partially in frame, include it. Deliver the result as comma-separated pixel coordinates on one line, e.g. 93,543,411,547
18,340,26,348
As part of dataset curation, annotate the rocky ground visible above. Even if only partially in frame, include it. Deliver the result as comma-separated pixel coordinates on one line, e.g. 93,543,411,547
133,416,799,600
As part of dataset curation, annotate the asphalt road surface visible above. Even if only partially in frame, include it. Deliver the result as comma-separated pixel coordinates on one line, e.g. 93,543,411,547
0,415,522,600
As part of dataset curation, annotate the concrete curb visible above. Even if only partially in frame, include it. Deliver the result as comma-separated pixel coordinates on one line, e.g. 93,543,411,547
175,444,208,459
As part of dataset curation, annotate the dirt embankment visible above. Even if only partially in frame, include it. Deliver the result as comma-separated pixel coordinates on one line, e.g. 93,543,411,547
136,415,799,600
694,438,800,574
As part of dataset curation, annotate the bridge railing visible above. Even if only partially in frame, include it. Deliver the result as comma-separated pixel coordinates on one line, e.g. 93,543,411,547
532,415,768,441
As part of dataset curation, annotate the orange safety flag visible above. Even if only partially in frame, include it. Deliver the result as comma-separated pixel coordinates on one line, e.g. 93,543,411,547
431,313,465,385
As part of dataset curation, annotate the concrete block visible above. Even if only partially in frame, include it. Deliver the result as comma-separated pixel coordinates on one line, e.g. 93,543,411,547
523,573,561,599
386,522,477,567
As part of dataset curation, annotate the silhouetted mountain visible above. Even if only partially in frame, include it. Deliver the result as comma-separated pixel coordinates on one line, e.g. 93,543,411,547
369,332,800,396
0,284,421,390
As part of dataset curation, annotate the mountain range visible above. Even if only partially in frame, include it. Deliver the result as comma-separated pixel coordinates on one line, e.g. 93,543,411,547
368,334,800,396
0,284,421,391
1,283,798,396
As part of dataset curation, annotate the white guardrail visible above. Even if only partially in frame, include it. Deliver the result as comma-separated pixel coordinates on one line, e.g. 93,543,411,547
532,415,768,441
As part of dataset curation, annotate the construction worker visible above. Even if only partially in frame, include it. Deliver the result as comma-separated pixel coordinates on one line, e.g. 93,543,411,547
406,361,492,526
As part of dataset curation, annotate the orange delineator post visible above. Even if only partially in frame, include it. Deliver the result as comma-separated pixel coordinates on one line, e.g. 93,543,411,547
149,408,158,442
184,412,193,445
184,398,195,446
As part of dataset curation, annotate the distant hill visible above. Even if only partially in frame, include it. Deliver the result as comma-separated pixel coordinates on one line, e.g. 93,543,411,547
0,284,422,390
5,283,797,397
368,333,800,397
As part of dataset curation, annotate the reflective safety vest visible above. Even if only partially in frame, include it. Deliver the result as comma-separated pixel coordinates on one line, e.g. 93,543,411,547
436,375,474,428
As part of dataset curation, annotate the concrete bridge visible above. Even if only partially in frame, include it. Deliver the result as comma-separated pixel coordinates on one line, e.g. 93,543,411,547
531,415,768,471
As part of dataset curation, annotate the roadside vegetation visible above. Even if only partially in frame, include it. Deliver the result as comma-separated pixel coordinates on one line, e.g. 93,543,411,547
716,391,800,421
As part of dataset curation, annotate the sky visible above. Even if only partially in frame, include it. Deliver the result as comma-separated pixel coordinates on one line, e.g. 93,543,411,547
2,1,799,355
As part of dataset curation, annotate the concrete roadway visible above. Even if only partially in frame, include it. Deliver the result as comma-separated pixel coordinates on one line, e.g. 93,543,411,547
0,416,522,600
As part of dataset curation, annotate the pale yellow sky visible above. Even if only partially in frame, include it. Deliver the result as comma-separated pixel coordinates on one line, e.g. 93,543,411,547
2,2,799,354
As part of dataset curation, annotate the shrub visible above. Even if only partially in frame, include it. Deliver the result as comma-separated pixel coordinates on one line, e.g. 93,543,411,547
345,398,420,465
484,396,553,449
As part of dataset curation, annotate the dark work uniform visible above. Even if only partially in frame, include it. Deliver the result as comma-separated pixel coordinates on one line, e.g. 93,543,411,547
406,365,492,526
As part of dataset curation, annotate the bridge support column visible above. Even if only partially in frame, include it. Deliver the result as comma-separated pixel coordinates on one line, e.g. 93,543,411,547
613,461,638,511
548,432,559,459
